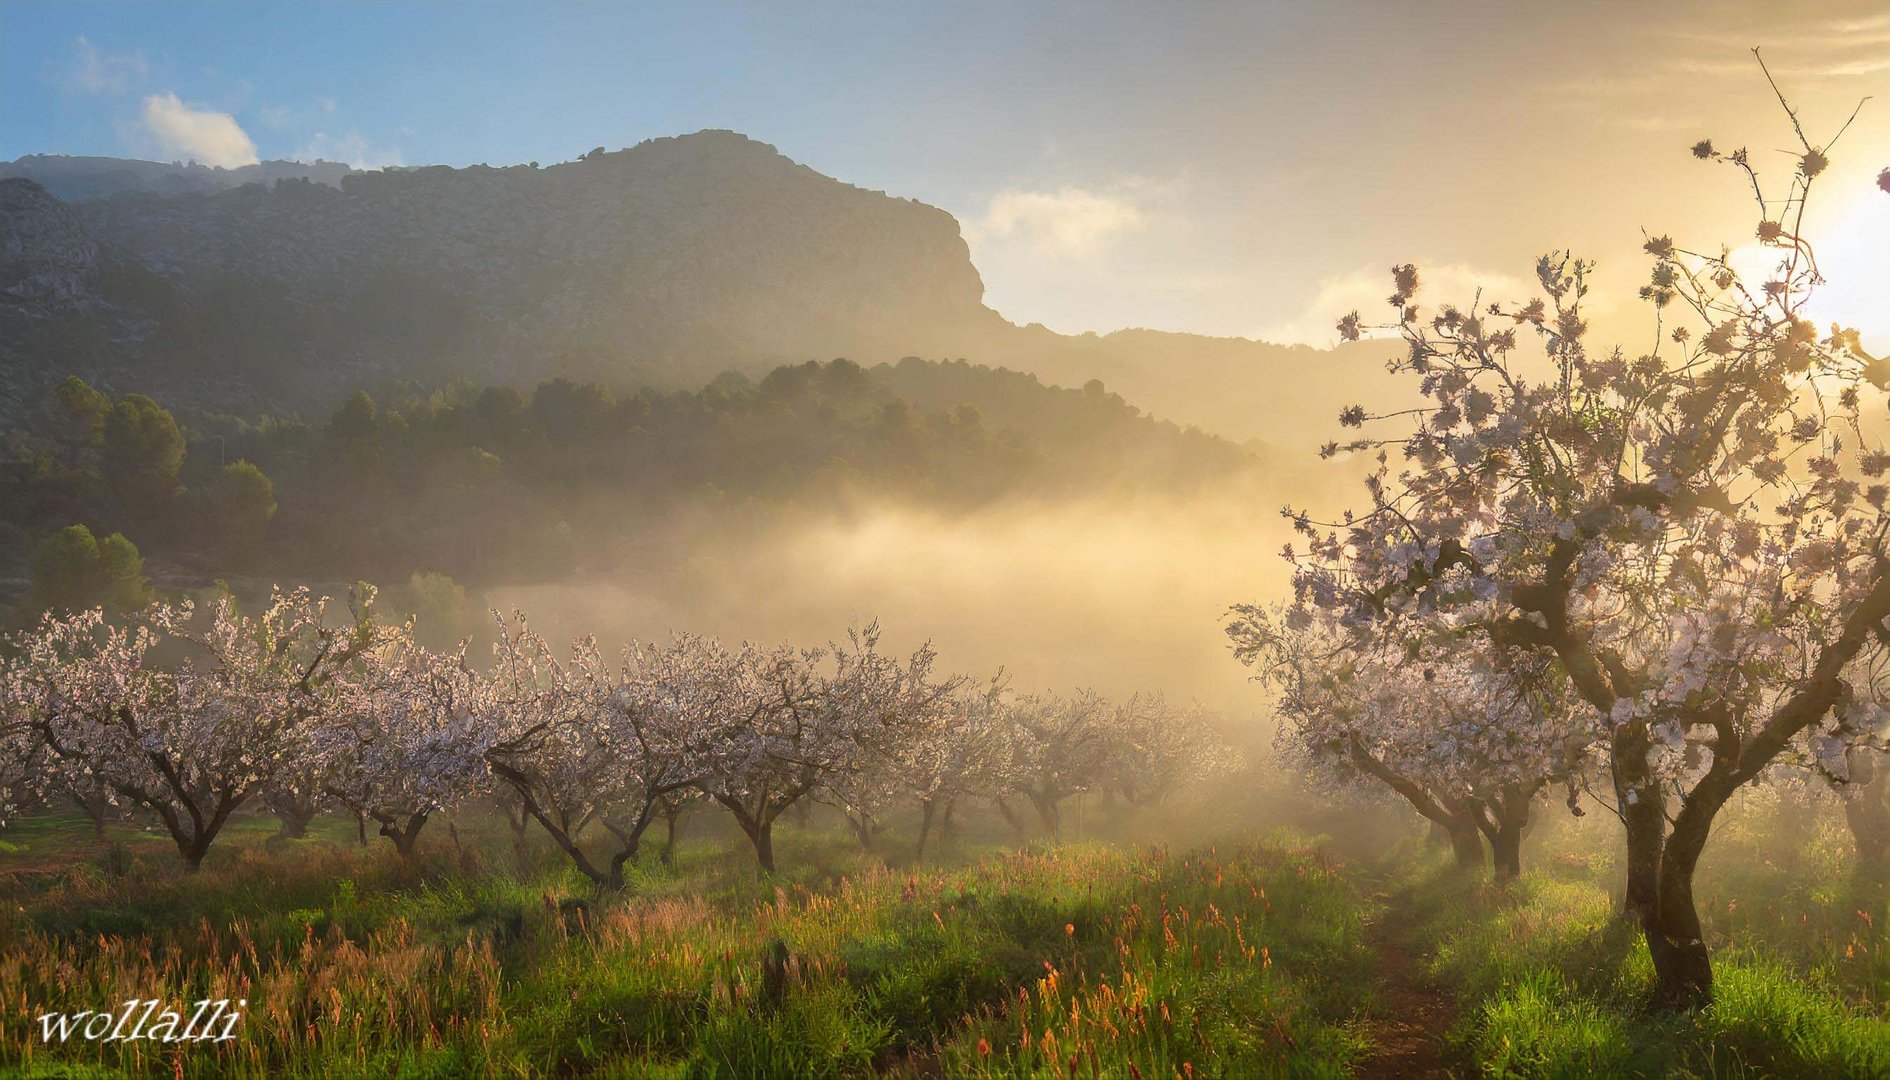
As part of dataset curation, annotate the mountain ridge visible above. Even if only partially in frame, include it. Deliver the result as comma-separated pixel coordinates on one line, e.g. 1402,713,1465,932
0,131,1400,451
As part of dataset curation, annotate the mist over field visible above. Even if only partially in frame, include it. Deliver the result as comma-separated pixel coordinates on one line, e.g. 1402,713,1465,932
5,3,1890,1078
490,491,1302,713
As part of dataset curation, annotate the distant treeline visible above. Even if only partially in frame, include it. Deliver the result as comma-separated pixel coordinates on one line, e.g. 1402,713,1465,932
0,357,1255,620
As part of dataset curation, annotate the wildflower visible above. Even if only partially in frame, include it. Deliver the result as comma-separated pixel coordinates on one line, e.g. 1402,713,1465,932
1065,923,1075,937
977,1038,991,1056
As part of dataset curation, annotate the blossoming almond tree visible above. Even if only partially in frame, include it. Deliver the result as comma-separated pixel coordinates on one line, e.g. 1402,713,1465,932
1103,692,1236,811
9,589,377,870
322,632,493,859
1230,605,1590,879
1296,71,1884,1006
898,678,1015,860
997,689,1117,836
480,616,664,888
692,624,955,872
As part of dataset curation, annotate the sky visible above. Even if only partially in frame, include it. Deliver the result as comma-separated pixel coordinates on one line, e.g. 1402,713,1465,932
4,1,1888,347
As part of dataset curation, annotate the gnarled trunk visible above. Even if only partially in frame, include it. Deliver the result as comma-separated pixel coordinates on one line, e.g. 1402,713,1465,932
1489,820,1524,882
915,797,941,862
271,797,318,841
844,808,880,851
1614,727,1665,923
375,811,430,860
658,797,684,868
73,790,114,840
1025,790,1063,836
1647,797,1716,1010
742,818,776,872
715,796,781,873
1445,813,1484,870
1474,786,1536,884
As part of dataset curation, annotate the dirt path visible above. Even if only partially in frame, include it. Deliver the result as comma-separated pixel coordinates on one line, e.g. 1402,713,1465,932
1357,892,1458,1078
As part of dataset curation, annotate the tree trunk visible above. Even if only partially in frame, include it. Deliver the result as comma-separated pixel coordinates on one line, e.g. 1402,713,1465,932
1614,726,1665,922
916,797,940,862
355,809,369,846
748,819,777,872
1446,816,1484,870
1647,802,1715,1010
1476,788,1533,884
502,797,533,869
1622,790,1666,920
1490,817,1524,882
78,794,112,841
1027,791,1062,836
376,811,429,860
845,809,878,851
994,797,1029,840
274,803,316,840
659,799,682,868
715,795,781,873
145,792,238,873
597,803,662,889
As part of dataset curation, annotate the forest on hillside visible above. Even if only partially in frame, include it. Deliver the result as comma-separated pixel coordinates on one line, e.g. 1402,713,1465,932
0,355,1263,628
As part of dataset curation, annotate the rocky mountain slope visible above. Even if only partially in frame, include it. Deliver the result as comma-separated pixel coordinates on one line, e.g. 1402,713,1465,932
0,133,1400,452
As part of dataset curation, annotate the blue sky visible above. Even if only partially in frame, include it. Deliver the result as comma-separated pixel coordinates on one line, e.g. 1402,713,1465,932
5,2,1888,343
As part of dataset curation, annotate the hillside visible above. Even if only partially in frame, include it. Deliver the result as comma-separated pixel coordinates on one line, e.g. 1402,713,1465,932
0,356,1278,609
0,135,1402,452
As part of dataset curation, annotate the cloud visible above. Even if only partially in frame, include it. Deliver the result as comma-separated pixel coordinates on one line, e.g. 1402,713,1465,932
65,36,147,94
291,130,403,169
1257,263,1534,347
967,186,1146,257
140,92,259,168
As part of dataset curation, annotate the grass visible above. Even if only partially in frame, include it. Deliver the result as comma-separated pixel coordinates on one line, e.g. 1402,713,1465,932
1,792,1886,1077
0,809,1375,1078
1396,802,1890,1079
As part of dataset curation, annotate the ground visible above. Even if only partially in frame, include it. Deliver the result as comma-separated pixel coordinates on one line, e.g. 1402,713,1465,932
0,795,1885,1078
